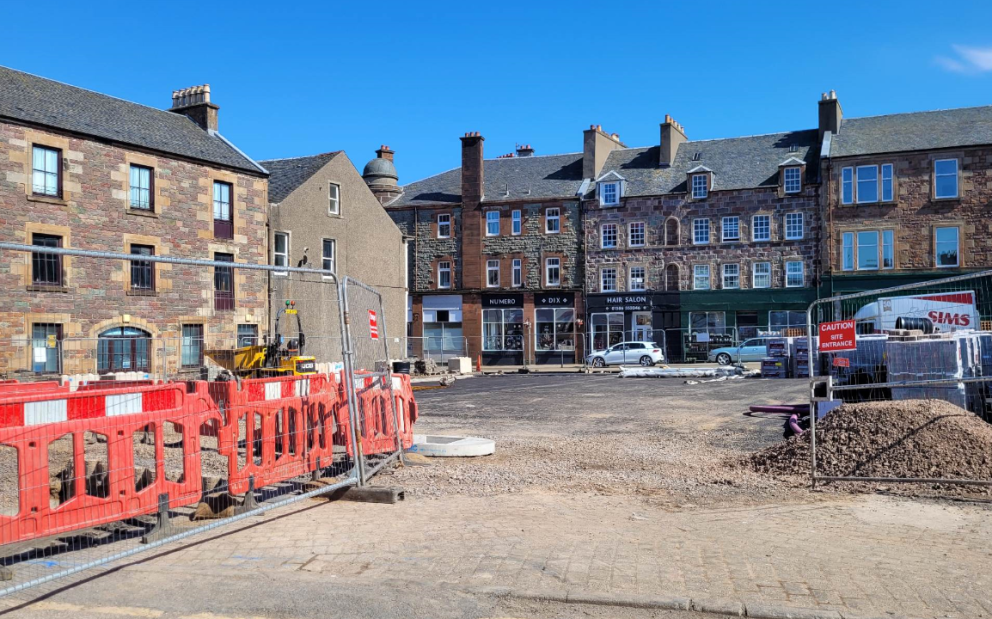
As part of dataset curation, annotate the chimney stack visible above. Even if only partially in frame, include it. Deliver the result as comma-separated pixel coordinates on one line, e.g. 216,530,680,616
460,132,485,206
516,144,535,157
169,84,219,132
818,90,843,140
659,114,688,167
583,124,626,179
376,144,394,162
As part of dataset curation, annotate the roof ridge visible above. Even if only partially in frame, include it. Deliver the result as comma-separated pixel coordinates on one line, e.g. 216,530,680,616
484,151,582,161
844,103,992,123
259,151,341,163
684,128,816,144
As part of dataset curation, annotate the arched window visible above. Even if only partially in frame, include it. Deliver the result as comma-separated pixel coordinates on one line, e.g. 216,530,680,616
98,327,151,373
665,218,679,246
665,264,680,291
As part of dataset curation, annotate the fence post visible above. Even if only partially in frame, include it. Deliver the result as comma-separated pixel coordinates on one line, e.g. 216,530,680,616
336,277,367,485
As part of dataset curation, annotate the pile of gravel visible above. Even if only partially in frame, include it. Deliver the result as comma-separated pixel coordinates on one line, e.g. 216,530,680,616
745,399,992,484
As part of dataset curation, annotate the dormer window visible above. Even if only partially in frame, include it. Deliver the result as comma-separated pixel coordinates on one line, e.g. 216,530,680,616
691,174,708,199
783,167,802,193
600,181,619,206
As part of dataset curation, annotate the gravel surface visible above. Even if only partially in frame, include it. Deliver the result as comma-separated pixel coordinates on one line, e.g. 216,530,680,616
743,399,992,497
376,374,814,507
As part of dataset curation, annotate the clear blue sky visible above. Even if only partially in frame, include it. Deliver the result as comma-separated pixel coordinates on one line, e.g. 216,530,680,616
3,1,992,183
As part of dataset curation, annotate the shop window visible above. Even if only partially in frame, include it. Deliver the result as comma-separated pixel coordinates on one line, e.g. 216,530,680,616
769,310,806,334
536,308,575,352
483,308,523,352
689,311,726,336
98,327,150,373
737,312,760,340
424,301,464,362
591,312,624,350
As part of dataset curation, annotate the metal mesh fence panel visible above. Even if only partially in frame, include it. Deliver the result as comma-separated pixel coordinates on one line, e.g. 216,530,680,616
807,269,992,488
0,242,366,599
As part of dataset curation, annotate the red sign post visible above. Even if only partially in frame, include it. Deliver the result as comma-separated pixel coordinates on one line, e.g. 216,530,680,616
818,319,857,352
368,310,379,340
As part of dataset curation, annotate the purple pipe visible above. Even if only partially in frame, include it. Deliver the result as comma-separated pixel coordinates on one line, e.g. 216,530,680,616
788,414,804,436
749,404,810,414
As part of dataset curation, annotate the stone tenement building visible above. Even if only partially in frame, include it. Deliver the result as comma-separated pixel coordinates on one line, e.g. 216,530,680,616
0,66,269,377
817,93,992,300
377,133,604,365
261,149,407,361
582,115,821,360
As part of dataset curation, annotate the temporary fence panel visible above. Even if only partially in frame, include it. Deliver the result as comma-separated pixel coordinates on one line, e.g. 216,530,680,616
0,243,412,599
806,269,992,488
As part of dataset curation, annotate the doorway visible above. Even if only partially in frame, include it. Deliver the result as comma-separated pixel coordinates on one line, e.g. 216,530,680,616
632,312,652,341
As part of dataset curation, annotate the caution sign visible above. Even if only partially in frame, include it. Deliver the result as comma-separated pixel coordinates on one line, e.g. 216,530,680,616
46,334,57,348
833,357,851,368
368,310,379,340
819,319,857,352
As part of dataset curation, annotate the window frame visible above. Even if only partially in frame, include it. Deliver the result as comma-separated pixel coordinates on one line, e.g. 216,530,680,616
856,165,879,204
752,262,771,289
600,267,618,293
31,233,63,287
692,218,710,245
129,164,154,211
693,264,710,290
841,167,854,205
783,166,802,194
599,182,619,206
485,210,500,237
321,238,336,278
856,230,880,271
881,163,894,202
842,232,855,271
31,145,62,198
212,181,234,239
545,207,561,233
437,261,452,289
721,216,740,242
181,324,204,369
273,231,289,275
328,182,341,215
934,159,959,200
129,244,155,292
722,263,740,289
512,258,523,287
785,261,804,288
629,266,646,292
628,221,646,247
512,210,522,235
784,212,804,241
545,257,561,288
934,226,960,268
601,223,618,249
31,322,63,374
691,174,708,199
213,252,235,311
237,324,258,348
882,229,894,269
437,213,452,239
752,214,771,242
486,259,500,287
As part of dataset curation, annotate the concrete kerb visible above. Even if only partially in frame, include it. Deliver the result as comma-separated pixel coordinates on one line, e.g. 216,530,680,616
465,586,932,619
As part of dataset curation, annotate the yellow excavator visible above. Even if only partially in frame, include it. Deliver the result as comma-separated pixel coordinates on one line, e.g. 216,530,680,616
207,300,317,377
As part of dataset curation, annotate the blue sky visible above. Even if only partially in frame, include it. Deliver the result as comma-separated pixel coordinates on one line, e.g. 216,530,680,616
3,1,992,183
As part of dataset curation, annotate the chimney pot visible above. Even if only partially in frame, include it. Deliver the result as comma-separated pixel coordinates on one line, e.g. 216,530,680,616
169,83,218,132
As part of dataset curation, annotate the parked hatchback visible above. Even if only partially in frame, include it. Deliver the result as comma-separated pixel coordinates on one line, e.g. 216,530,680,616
708,337,768,365
587,341,665,367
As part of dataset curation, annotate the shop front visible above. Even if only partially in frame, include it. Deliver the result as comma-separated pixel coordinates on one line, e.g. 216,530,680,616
482,293,524,365
534,292,578,365
585,293,681,362
420,294,465,362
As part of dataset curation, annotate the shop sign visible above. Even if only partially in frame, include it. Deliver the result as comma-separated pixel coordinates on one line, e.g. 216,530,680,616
602,294,650,312
482,294,523,308
535,292,574,307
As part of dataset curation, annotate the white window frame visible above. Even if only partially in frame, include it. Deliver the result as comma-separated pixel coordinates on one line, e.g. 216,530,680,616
783,166,802,194
785,212,804,240
693,265,710,290
437,213,452,238
693,218,710,245
785,261,804,288
934,159,959,199
512,258,523,287
752,214,771,242
856,230,879,271
842,232,854,271
722,263,740,289
328,182,340,215
486,259,500,287
512,210,522,235
752,262,771,289
486,211,500,236
545,207,560,233
600,267,618,293
273,231,289,276
935,226,960,268
32,145,60,197
545,257,561,288
881,163,894,202
856,165,879,204
321,238,336,278
841,167,854,205
628,221,645,247
600,182,619,206
601,223,618,249
437,261,452,289
721,216,740,242
691,174,708,199
882,229,894,269
629,266,646,291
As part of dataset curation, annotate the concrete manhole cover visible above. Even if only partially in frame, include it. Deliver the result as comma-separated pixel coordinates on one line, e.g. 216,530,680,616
408,434,496,457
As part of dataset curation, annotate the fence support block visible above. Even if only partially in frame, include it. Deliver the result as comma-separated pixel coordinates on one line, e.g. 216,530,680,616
237,476,260,515
331,486,404,504
141,493,176,544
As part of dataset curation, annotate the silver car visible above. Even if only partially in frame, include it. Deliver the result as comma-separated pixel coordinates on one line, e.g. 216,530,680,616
587,341,665,367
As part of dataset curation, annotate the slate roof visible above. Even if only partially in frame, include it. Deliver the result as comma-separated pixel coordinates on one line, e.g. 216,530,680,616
259,152,341,203
388,152,585,207
0,65,264,174
829,105,992,158
592,130,820,197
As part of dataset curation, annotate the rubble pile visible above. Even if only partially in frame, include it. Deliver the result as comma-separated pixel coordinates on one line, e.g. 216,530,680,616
746,399,992,483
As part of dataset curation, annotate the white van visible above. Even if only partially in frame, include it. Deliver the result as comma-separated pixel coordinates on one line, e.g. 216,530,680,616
852,291,980,334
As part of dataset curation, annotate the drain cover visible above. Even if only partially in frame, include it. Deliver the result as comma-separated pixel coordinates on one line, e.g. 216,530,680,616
408,434,496,457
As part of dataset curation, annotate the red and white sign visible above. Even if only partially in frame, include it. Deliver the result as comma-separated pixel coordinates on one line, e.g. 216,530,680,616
832,357,851,368
368,310,379,340
818,319,857,352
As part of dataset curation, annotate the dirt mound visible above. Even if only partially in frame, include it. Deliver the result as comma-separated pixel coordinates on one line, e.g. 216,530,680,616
745,399,992,483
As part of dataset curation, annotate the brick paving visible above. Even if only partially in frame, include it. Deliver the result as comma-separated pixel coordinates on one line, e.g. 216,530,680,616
126,492,991,618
